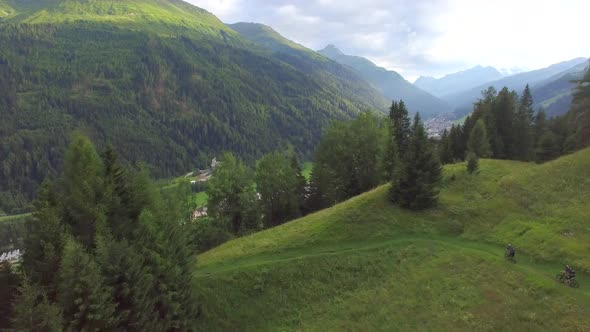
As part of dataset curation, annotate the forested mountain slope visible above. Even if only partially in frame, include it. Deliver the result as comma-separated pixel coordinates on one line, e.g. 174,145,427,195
0,0,385,212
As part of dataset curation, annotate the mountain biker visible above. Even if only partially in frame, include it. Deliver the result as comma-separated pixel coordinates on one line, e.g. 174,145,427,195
506,244,515,259
567,267,576,285
561,265,574,280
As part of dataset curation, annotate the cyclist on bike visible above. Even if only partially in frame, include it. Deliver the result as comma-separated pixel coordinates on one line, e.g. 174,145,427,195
560,265,573,280
506,244,515,259
567,267,576,285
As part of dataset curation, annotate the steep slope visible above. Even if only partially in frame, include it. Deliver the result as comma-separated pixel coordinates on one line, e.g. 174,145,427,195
318,45,452,118
195,149,590,330
414,65,504,98
0,0,383,209
228,23,389,112
531,61,587,117
445,58,588,116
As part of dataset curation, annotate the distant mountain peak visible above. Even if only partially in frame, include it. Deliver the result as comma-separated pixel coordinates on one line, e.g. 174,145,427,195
319,44,344,57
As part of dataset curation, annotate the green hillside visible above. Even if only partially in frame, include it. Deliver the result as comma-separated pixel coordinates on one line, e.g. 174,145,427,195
0,0,386,212
194,149,590,330
0,0,235,38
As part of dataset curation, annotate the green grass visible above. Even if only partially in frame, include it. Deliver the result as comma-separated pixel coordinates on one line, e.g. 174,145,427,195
302,162,313,181
0,213,31,223
1,0,238,40
194,148,590,330
194,192,208,207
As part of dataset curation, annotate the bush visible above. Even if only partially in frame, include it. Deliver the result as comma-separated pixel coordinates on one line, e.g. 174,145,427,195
466,152,479,174
191,217,233,253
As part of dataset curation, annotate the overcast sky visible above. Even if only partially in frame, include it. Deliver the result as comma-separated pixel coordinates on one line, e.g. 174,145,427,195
187,0,589,81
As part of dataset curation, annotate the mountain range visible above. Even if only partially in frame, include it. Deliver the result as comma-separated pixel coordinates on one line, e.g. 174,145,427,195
414,65,504,98
441,58,588,116
318,45,452,117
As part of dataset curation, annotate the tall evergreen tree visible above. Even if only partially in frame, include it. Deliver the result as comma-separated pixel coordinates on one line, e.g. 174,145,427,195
22,180,66,300
519,84,535,121
512,85,535,160
12,279,62,331
289,153,308,216
0,262,20,329
492,88,517,158
568,60,590,149
390,113,442,210
58,238,116,331
439,129,454,164
383,118,400,179
389,100,412,157
467,119,491,158
61,134,106,248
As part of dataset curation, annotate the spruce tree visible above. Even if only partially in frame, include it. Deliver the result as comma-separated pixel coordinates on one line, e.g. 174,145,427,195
439,129,454,164
22,180,66,300
61,134,106,248
290,153,308,216
58,238,116,331
391,113,442,210
512,85,535,160
389,100,411,157
466,152,479,174
467,119,491,158
0,262,20,329
383,118,400,179
12,279,62,331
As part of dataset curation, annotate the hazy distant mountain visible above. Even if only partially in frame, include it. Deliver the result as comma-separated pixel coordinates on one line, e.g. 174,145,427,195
498,67,528,76
414,65,504,98
444,58,588,116
532,61,587,117
318,45,452,118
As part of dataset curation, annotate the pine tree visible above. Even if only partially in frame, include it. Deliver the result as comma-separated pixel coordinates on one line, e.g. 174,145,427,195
61,134,106,248
390,113,442,210
512,84,535,160
492,88,517,158
58,238,116,331
12,279,62,332
520,84,535,121
389,100,411,157
535,130,560,163
0,262,20,329
467,119,491,158
290,153,308,216
449,124,465,161
568,60,590,149
439,129,454,164
466,151,479,174
383,118,400,179
534,108,548,146
22,180,66,300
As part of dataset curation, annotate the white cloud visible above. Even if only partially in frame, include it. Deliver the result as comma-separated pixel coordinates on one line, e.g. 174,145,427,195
187,0,590,80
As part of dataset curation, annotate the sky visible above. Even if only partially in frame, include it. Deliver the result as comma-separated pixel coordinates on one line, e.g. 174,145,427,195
187,0,590,81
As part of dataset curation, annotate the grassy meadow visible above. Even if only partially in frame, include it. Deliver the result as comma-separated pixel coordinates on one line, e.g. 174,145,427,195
193,148,590,331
